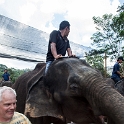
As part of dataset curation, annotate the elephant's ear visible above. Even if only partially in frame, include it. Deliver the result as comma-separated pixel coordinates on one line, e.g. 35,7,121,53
24,79,64,120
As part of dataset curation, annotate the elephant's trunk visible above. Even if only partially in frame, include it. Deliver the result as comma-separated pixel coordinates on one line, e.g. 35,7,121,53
81,74,124,124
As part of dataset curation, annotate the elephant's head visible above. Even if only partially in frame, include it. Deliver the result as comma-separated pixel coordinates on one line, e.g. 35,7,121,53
25,57,124,124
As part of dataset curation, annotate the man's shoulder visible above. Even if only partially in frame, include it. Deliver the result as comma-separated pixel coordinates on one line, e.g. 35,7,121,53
13,112,30,120
13,112,26,118
50,30,60,35
114,62,120,66
11,112,31,123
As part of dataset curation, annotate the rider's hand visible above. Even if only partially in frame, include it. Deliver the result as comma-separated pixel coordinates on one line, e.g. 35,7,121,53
55,54,62,59
120,74,124,78
71,54,76,57
69,54,76,58
121,75,124,78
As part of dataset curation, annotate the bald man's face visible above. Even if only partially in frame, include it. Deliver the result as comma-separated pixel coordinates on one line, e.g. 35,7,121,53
0,90,17,122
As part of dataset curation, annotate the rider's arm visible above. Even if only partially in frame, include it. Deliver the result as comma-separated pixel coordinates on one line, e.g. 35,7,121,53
9,76,11,81
51,42,62,59
67,48,75,57
67,48,72,56
117,71,123,77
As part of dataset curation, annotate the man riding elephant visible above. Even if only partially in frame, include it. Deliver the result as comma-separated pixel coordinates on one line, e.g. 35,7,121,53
45,20,75,75
111,56,124,84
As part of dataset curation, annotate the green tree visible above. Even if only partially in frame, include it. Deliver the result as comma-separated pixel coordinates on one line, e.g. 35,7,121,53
91,14,123,59
111,4,124,38
85,52,109,77
114,4,124,37
0,64,7,71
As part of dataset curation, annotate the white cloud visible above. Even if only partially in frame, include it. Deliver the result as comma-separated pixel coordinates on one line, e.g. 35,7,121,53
27,0,39,3
0,0,5,4
19,2,37,24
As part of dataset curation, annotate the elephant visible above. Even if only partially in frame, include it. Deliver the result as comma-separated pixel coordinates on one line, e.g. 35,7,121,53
12,57,124,124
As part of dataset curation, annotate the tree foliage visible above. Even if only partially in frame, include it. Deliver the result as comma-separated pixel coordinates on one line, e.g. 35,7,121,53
91,13,123,59
85,52,110,77
112,4,124,37
85,53,103,68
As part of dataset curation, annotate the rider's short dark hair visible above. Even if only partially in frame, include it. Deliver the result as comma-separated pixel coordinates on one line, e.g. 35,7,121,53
59,21,70,30
117,56,124,61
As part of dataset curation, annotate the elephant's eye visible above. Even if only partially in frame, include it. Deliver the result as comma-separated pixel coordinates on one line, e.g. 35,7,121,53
68,75,80,84
70,83,78,90
68,75,79,90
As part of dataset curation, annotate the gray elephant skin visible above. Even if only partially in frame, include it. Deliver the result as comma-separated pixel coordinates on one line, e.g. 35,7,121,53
12,57,124,124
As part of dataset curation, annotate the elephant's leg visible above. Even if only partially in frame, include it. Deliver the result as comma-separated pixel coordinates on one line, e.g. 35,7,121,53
107,118,116,124
42,116,51,124
42,116,66,124
29,117,43,124
51,117,66,124
53,120,66,124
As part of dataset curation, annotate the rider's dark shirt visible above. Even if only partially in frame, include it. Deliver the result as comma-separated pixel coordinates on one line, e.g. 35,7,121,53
2,72,10,81
111,62,121,80
46,30,70,62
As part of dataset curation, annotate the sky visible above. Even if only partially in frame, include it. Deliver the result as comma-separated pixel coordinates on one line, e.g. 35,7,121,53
0,0,123,69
